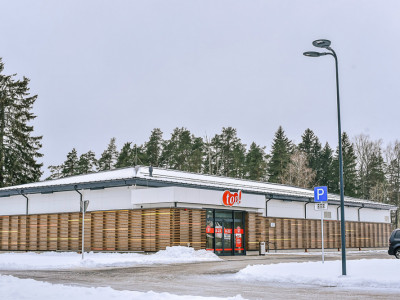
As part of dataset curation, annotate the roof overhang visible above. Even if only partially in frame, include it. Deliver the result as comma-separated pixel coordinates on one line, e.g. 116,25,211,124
0,176,396,211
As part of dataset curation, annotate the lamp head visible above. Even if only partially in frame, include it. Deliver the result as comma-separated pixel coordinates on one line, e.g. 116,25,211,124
312,39,331,49
303,51,327,57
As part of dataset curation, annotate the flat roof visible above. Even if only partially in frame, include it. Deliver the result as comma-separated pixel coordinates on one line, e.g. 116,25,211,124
0,166,396,211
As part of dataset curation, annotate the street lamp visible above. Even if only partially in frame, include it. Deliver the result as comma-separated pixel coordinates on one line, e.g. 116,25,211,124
304,39,347,276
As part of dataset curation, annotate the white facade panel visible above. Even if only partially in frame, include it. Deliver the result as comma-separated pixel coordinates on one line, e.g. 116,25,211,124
360,208,390,223
0,196,27,216
267,200,305,219
131,187,265,213
29,191,80,214
82,187,133,211
337,207,358,222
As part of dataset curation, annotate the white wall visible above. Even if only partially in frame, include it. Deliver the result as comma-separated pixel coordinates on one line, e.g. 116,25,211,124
267,200,305,219
267,199,392,223
360,208,390,223
0,186,140,215
0,186,392,224
82,187,133,211
131,187,265,213
29,191,80,214
0,196,27,216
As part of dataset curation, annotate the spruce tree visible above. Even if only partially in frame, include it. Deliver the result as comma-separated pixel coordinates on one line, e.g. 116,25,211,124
98,138,119,171
319,142,336,191
62,148,79,177
267,126,293,183
0,58,43,187
245,142,267,181
145,128,163,167
298,129,322,184
332,132,358,196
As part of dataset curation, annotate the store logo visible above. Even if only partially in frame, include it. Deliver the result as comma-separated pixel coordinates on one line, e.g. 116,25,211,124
222,190,242,206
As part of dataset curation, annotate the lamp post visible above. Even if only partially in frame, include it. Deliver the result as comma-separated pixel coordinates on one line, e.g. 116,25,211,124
304,39,347,276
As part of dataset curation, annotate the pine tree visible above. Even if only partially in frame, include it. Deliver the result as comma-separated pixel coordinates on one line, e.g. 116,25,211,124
77,151,97,174
0,58,43,187
98,138,119,171
189,137,205,173
47,165,63,180
115,142,134,168
267,126,293,183
385,141,400,226
62,148,79,177
245,142,267,181
354,134,386,199
145,128,163,167
208,127,246,177
161,127,202,171
332,132,358,196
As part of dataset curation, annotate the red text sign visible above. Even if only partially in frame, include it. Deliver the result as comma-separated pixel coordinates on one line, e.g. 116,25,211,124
222,190,242,206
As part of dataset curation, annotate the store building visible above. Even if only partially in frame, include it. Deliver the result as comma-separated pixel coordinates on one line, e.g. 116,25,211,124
0,166,396,255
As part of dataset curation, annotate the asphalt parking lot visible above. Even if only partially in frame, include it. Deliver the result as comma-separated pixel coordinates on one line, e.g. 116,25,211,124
1,249,398,300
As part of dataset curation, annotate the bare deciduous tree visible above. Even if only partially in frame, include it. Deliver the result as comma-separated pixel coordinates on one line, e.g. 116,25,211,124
281,150,316,188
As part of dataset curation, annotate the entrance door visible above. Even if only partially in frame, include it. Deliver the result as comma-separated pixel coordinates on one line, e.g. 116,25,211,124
214,219,233,255
206,210,245,256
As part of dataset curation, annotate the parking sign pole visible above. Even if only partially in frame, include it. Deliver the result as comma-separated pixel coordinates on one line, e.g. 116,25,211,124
321,209,324,263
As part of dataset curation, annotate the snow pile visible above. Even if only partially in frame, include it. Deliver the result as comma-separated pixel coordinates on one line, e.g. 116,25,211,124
0,275,245,300
0,246,220,270
232,259,400,290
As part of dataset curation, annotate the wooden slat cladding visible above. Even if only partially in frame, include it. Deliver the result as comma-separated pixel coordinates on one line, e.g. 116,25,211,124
251,213,392,251
0,208,206,252
0,210,391,252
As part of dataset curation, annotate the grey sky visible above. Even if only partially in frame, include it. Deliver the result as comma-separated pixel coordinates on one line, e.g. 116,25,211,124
2,1,400,178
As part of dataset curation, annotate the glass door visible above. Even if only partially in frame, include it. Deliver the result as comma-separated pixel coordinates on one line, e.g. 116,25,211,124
205,209,245,256
223,219,233,255
214,220,223,255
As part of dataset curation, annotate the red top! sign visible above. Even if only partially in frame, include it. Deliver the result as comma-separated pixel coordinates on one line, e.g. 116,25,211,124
222,190,242,206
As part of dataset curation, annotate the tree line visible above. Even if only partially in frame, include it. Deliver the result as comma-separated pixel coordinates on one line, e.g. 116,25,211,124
47,126,400,212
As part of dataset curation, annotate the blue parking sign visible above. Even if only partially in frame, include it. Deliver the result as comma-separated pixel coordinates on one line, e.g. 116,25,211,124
314,186,328,202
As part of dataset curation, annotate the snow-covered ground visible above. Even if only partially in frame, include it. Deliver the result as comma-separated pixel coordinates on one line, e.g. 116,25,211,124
230,259,400,291
1,248,398,298
0,275,244,300
0,246,220,270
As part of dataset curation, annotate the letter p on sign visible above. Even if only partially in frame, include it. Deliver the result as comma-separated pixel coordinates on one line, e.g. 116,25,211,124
314,186,328,202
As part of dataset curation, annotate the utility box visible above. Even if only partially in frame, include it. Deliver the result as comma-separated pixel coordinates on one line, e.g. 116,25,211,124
259,241,266,255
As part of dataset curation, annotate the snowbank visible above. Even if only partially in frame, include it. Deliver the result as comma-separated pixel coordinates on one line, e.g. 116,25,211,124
232,259,400,290
0,275,244,300
0,246,220,270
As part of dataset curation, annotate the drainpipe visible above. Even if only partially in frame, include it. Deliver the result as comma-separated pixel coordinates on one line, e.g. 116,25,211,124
304,201,312,252
357,205,364,222
74,185,85,259
20,190,29,215
74,185,83,205
304,201,312,219
265,198,272,217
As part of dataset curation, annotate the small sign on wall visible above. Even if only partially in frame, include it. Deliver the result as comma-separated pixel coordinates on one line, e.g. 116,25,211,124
270,222,276,228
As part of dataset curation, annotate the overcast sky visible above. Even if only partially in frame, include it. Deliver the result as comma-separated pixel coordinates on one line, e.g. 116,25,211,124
2,1,400,178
